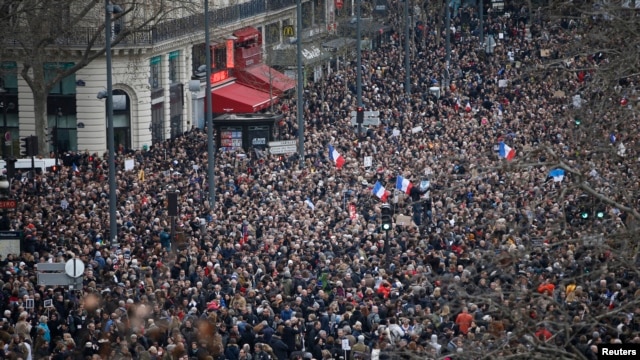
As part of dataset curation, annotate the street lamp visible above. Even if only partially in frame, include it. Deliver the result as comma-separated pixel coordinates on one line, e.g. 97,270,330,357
204,0,215,208
54,107,62,169
296,0,305,167
100,0,123,245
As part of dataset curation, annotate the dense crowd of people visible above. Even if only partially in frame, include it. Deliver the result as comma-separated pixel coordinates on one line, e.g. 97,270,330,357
1,2,639,360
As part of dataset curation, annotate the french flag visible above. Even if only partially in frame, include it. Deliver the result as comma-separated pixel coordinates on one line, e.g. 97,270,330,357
72,163,79,173
454,98,461,112
499,142,516,160
328,144,345,169
372,181,390,202
465,101,472,112
396,176,413,194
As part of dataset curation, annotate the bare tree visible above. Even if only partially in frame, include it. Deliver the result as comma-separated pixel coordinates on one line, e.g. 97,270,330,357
0,0,198,155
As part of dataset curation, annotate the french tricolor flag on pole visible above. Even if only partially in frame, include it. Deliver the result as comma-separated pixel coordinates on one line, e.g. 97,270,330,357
396,176,413,194
372,181,390,202
328,144,345,169
498,142,516,160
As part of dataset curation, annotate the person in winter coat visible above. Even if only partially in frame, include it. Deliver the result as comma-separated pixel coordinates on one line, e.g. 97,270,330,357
269,333,289,360
38,315,51,343
224,338,241,360
429,334,442,355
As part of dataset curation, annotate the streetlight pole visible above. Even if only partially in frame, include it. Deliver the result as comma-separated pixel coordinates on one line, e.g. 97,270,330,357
105,0,122,245
0,88,7,159
296,0,305,168
356,0,363,138
54,107,61,170
204,0,215,208
445,1,451,88
404,0,411,96
479,0,484,45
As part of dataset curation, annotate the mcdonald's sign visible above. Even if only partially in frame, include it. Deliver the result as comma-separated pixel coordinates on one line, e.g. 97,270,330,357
283,25,295,37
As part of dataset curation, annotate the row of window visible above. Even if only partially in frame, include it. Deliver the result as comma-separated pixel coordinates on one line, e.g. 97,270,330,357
150,50,182,90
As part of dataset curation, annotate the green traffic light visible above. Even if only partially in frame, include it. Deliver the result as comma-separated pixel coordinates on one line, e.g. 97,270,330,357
575,118,581,125
597,211,604,219
382,223,391,231
581,212,589,219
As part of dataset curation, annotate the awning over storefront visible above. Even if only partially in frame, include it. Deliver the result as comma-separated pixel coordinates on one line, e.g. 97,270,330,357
211,82,276,113
235,63,296,97
270,43,331,67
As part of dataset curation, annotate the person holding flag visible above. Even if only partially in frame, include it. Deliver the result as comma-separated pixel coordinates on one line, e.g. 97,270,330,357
328,144,345,169
372,181,390,202
396,175,413,194
498,142,516,160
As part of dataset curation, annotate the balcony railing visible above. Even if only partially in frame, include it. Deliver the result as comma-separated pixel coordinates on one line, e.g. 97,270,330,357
7,0,298,48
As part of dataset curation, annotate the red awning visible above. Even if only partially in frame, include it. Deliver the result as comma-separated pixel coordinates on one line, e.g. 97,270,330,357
211,82,276,113
236,63,296,97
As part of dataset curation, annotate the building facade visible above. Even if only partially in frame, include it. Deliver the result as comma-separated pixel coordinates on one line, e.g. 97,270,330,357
0,0,358,155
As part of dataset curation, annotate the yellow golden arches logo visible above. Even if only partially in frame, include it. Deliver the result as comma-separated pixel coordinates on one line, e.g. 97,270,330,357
283,25,295,37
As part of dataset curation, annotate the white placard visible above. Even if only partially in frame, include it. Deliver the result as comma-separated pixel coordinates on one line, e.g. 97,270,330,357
498,79,508,88
411,126,423,134
364,156,372,168
124,159,135,171
342,338,351,350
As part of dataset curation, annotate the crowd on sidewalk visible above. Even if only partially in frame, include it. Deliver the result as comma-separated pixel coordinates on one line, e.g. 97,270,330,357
1,3,639,360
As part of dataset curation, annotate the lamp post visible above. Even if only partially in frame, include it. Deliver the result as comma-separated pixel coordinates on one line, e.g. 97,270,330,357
204,0,215,208
404,0,411,96
54,107,62,169
104,0,123,244
445,1,451,88
355,0,363,138
296,0,305,168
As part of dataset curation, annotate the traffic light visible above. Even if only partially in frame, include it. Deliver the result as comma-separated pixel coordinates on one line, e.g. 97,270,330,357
595,203,606,219
381,204,392,231
50,165,59,173
48,127,57,144
574,117,581,126
356,106,364,124
20,136,38,157
580,207,590,219
20,137,32,157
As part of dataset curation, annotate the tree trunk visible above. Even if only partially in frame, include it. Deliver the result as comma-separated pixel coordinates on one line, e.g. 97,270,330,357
29,63,49,157
32,89,48,156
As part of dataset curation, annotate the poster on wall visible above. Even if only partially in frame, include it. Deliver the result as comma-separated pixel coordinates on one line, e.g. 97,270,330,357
220,127,243,151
